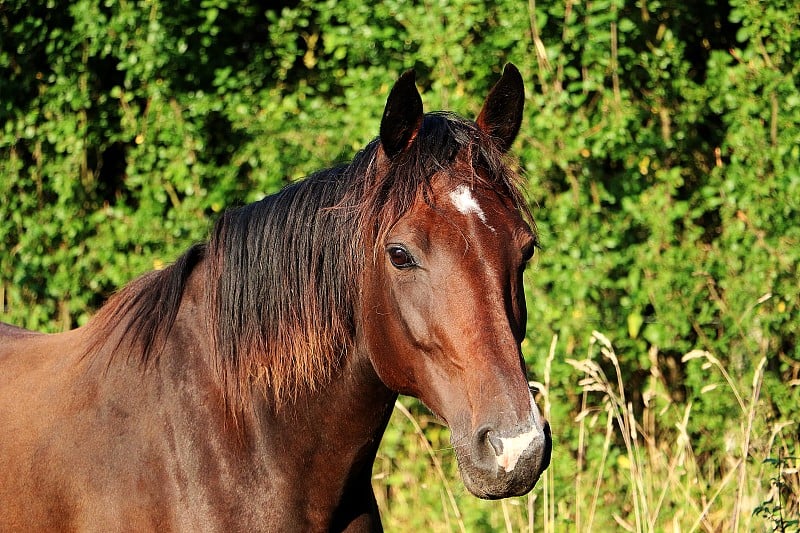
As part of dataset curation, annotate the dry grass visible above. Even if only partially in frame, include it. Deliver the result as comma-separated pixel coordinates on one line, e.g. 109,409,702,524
373,332,799,532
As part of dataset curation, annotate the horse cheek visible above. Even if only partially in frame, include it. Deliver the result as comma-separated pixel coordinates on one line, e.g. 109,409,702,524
362,281,430,396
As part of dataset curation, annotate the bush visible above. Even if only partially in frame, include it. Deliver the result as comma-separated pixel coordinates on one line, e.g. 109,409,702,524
2,0,798,529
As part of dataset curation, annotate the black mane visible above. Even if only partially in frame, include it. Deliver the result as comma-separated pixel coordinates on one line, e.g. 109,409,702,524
88,113,530,409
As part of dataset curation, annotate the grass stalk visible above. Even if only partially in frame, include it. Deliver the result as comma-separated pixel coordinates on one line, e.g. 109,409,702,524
501,499,513,533
733,355,767,531
375,333,791,532
394,400,467,533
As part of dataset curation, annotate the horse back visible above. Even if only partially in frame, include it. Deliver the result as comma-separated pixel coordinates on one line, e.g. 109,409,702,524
0,322,46,370
0,321,42,339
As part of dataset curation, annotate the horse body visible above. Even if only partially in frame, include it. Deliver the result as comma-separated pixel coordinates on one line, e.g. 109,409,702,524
1,269,394,531
0,64,551,531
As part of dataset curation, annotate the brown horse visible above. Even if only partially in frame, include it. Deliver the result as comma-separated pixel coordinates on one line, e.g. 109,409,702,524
0,64,551,532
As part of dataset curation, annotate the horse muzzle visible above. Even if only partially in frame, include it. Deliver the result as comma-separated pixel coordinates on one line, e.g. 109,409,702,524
454,406,552,499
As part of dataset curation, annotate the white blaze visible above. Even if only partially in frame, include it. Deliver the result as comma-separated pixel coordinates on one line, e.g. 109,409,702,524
449,185,492,229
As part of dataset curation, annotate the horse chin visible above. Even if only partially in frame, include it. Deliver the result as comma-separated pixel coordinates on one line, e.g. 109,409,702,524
457,459,539,500
453,422,552,500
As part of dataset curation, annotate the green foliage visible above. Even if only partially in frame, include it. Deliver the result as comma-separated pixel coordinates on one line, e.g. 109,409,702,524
755,451,800,533
2,0,798,529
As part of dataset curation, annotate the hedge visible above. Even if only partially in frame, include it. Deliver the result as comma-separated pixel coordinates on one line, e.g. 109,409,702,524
2,0,798,528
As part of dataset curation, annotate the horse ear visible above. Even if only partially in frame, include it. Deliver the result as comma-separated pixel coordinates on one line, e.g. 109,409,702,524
380,69,424,159
476,63,525,153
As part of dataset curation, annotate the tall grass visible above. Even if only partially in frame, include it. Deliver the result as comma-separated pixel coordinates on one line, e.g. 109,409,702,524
373,333,799,532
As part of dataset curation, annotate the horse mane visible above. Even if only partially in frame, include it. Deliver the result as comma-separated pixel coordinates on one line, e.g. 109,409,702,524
86,112,531,411
87,243,207,367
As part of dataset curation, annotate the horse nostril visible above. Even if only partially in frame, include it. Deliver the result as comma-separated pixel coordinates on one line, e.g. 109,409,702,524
486,431,503,456
474,425,501,459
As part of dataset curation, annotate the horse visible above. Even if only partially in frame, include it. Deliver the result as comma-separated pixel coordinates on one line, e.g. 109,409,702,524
0,64,551,532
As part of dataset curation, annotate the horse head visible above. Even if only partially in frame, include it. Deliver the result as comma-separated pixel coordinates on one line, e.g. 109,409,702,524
360,64,551,499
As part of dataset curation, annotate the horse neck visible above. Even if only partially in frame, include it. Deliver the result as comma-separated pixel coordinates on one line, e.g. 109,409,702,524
168,262,397,526
243,342,398,504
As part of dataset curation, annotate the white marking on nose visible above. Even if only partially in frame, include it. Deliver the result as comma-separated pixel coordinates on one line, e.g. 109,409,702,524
496,429,538,472
449,185,494,231
494,393,545,473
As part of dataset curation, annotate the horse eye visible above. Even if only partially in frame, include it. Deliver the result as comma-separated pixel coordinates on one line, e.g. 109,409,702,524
521,238,539,264
519,241,538,272
388,246,415,269
522,245,535,263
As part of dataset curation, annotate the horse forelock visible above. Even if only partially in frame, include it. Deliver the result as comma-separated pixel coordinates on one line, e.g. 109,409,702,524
357,113,533,249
